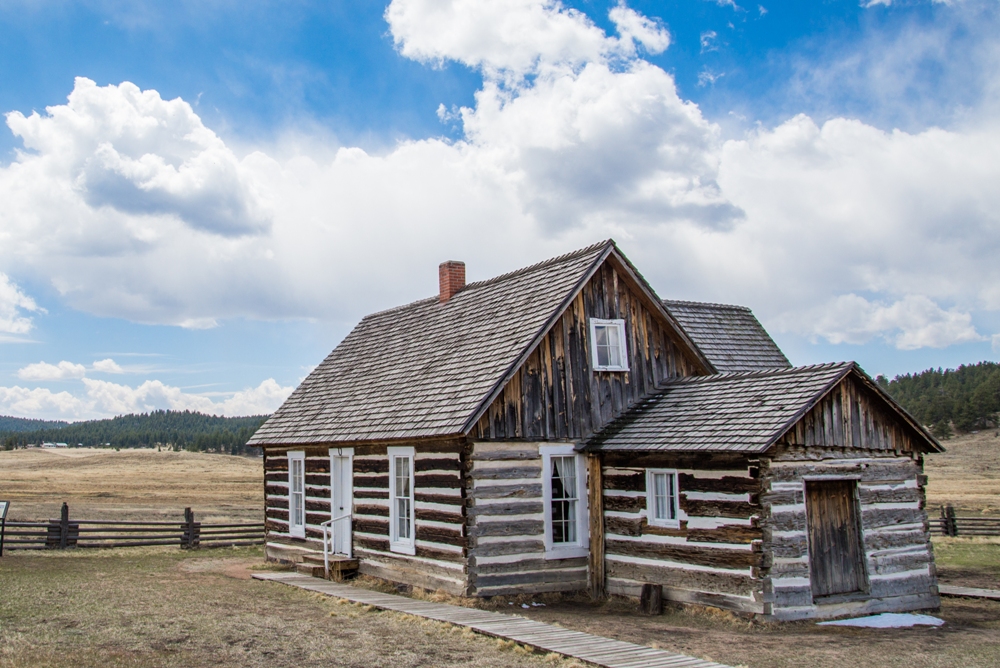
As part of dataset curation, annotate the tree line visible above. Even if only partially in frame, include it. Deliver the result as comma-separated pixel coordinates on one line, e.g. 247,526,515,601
877,361,1000,439
0,410,267,455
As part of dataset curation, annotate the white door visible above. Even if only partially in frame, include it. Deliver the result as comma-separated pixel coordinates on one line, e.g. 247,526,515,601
330,449,353,555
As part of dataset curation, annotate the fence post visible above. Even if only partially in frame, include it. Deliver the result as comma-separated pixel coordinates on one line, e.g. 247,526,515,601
59,502,69,549
182,508,200,549
946,505,958,537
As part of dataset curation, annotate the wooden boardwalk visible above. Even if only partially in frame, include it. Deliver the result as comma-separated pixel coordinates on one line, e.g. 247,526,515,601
253,572,729,668
939,584,1000,601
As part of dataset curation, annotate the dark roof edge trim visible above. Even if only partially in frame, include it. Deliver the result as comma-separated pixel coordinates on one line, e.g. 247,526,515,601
460,240,616,435
606,251,715,375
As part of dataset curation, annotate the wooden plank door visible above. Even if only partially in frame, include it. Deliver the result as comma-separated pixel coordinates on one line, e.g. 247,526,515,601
805,479,867,598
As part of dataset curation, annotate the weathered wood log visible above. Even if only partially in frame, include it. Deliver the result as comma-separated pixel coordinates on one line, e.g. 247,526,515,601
468,520,544,537
472,556,588,574
415,508,464,524
354,475,389,488
468,539,545,557
471,484,542,500
602,494,644,513
679,474,757,495
415,525,465,547
355,504,389,518
305,499,330,512
467,502,543,517
606,559,757,596
415,473,462,488
354,489,389,499
861,507,925,529
471,450,540,461
415,458,463,472
354,459,389,473
604,472,645,492
414,492,463,505
304,459,330,473
605,539,761,569
469,466,541,480
680,497,759,519
474,567,588,589
687,524,761,545
858,486,922,504
353,518,389,535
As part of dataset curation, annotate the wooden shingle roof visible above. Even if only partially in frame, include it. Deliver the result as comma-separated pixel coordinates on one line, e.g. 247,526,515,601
250,241,622,445
663,300,790,372
588,362,941,453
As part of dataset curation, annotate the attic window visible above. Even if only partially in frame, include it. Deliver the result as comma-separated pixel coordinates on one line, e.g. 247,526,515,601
589,318,628,371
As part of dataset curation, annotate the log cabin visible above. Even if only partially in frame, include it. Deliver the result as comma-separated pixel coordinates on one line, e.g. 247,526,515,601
248,240,942,621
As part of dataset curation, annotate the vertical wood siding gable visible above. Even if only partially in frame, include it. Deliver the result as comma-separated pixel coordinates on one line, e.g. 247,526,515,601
778,376,919,453
473,261,699,441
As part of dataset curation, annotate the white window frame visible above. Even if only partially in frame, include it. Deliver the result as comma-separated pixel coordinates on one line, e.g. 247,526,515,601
287,450,306,538
646,469,680,529
589,318,629,372
388,446,416,555
541,444,589,560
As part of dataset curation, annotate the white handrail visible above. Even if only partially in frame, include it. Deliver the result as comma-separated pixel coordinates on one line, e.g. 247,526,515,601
320,513,352,579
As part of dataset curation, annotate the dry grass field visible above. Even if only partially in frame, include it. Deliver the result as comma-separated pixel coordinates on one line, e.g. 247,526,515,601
0,547,570,668
925,429,1000,515
0,448,262,523
1,438,999,667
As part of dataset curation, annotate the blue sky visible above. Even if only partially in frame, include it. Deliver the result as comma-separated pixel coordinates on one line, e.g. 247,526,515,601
1,0,998,420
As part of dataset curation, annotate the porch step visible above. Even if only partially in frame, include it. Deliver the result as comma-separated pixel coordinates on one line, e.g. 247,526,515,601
296,555,360,581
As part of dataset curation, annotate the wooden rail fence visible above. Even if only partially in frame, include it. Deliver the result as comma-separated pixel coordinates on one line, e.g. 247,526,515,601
1,503,264,551
932,504,1000,537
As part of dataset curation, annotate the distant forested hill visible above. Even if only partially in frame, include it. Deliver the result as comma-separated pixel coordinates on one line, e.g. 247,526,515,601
877,361,1000,438
0,410,268,454
0,415,69,432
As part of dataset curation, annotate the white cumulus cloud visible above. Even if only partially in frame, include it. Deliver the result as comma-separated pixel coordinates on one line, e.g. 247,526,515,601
0,378,293,421
17,361,88,381
91,358,124,374
783,294,984,350
0,0,997,360
0,273,42,336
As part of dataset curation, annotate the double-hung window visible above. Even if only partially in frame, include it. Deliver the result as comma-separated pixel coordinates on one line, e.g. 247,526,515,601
589,318,628,371
388,446,415,555
288,451,306,538
646,469,680,528
541,445,588,559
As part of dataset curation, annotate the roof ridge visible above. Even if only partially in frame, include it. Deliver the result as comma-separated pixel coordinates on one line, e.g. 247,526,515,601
663,299,752,312
663,361,853,385
463,239,612,291
357,240,613,322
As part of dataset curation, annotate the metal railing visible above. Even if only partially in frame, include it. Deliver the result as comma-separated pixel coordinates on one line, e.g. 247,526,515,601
320,513,352,579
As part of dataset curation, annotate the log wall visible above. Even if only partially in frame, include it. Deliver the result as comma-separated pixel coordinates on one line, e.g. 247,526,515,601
759,447,939,620
600,452,766,615
263,440,471,596
472,258,702,442
466,441,590,597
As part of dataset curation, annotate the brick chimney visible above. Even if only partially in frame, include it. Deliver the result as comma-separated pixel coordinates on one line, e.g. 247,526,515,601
438,261,466,304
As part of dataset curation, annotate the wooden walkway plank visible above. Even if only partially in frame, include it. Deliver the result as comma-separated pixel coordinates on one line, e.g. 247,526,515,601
939,584,1000,601
252,572,729,668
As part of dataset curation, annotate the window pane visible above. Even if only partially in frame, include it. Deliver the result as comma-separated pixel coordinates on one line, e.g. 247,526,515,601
397,498,411,539
667,473,676,520
595,325,609,347
550,456,578,545
653,473,666,520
